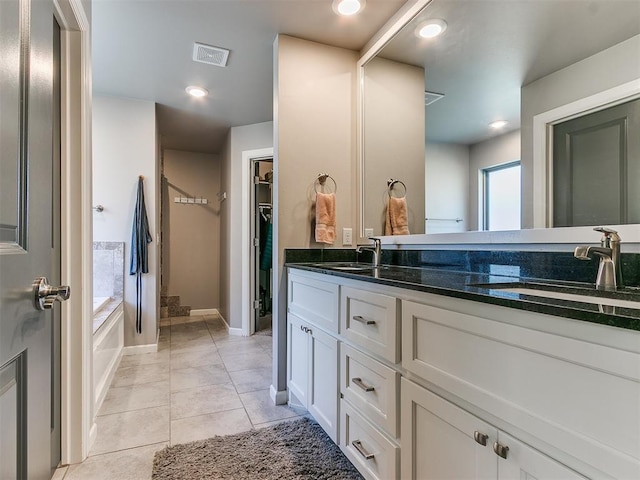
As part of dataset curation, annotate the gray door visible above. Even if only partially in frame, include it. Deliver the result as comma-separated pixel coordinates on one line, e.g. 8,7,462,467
553,97,640,227
0,0,65,478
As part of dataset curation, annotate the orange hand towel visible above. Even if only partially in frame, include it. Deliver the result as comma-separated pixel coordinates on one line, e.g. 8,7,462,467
315,192,336,244
385,196,410,235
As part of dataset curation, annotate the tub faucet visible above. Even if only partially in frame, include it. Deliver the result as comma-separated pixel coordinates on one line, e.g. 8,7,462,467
574,227,623,291
356,237,382,268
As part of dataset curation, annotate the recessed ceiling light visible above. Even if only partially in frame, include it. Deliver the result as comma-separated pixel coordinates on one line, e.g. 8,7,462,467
332,0,365,16
185,86,208,98
489,120,508,129
415,19,448,39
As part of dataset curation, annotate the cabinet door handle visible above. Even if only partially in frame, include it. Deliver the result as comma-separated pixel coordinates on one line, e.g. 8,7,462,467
493,442,509,459
353,315,376,325
352,377,375,392
473,431,488,446
352,440,375,460
300,325,306,332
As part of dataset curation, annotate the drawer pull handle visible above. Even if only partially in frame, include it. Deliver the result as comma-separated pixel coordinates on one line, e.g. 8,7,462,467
493,442,509,459
300,325,311,334
352,440,375,460
352,377,375,392
473,431,488,446
353,315,376,325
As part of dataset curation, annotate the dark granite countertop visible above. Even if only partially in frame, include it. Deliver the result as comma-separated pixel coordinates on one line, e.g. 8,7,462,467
287,262,640,332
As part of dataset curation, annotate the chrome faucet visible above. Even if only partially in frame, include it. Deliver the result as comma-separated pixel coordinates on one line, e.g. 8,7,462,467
574,227,623,291
356,237,382,268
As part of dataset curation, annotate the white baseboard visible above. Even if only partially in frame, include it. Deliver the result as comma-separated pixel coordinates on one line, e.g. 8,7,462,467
270,385,288,405
88,421,98,453
122,343,158,356
228,327,244,336
190,308,219,316
216,314,245,337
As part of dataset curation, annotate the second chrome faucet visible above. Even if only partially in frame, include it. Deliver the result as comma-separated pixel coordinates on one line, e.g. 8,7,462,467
574,227,623,291
356,237,382,268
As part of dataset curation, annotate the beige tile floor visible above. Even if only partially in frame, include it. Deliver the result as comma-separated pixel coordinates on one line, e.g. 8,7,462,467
55,314,302,480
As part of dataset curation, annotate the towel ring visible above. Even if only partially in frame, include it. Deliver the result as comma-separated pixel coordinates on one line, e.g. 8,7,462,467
314,173,337,194
387,179,407,199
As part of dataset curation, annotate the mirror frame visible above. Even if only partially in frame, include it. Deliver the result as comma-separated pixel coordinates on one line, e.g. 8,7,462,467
356,0,640,249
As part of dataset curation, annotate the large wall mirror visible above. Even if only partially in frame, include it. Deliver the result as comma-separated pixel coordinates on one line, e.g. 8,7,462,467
359,0,640,241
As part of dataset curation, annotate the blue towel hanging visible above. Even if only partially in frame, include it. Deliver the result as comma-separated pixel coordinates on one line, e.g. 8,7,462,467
130,176,152,334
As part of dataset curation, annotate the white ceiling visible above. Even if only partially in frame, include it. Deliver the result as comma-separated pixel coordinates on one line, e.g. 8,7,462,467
91,0,407,154
376,0,640,145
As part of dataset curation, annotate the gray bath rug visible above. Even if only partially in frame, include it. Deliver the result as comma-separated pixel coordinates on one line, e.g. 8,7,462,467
152,418,363,479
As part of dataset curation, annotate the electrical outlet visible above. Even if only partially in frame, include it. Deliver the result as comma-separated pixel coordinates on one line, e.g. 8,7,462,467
365,228,374,238
342,228,353,246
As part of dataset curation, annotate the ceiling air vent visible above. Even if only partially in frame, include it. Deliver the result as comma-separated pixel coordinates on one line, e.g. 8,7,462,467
425,91,444,106
193,42,230,67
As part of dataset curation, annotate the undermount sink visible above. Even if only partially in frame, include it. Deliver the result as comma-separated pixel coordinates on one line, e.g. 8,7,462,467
497,287,640,309
472,282,640,309
311,262,378,272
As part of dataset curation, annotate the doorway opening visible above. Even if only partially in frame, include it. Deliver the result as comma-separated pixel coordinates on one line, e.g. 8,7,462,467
251,157,273,335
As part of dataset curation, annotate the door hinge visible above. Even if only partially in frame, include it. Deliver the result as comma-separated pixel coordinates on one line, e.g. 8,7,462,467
254,176,261,185
253,238,260,246
253,300,260,309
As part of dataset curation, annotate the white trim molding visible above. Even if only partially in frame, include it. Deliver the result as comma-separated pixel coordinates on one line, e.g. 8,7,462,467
241,147,274,336
270,384,288,406
56,0,93,465
190,308,219,316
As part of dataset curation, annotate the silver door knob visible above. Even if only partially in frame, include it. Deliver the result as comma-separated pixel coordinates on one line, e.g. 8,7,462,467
33,277,71,311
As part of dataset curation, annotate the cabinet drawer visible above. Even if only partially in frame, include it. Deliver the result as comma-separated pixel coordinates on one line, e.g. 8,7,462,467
288,270,339,333
340,399,399,480
340,286,399,363
341,344,399,438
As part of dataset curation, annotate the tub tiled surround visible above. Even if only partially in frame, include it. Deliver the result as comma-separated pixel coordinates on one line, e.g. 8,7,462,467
285,248,640,287
93,242,125,332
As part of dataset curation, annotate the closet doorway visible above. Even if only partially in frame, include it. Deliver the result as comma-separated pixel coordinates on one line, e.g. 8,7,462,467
251,158,273,334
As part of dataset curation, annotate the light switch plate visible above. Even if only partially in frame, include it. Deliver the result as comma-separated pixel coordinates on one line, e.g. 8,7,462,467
343,228,352,246
365,228,374,238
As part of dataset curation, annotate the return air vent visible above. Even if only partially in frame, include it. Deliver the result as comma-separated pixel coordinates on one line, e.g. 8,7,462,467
193,42,230,67
425,91,444,106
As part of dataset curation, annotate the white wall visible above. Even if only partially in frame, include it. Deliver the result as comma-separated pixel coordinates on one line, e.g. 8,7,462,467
468,130,521,231
219,121,273,330
521,35,640,228
273,35,358,398
163,149,221,310
93,95,158,347
425,142,469,234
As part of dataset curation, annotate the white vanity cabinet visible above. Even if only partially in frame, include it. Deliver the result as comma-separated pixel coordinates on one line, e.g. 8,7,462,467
286,267,640,480
287,271,339,442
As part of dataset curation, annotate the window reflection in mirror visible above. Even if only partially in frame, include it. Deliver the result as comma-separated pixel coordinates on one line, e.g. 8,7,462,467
483,162,521,231
360,0,640,238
